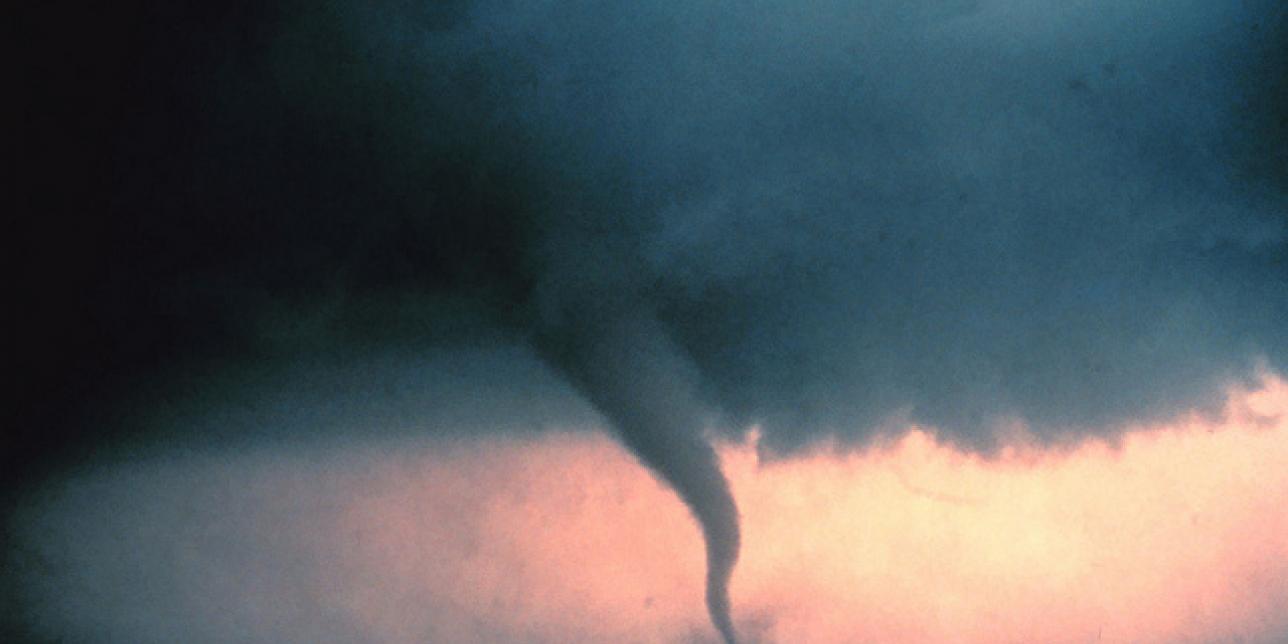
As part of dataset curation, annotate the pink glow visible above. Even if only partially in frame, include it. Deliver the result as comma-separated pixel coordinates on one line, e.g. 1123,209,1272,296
330,374,1288,642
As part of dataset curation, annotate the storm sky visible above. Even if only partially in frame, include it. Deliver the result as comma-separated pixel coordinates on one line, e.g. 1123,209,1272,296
11,1,1288,642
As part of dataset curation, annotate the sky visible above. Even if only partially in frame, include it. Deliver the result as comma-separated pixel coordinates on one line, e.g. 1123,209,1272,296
8,365,1288,642
11,1,1288,642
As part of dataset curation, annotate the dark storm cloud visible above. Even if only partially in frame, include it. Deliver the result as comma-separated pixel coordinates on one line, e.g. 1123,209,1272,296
18,0,1285,464
264,0,1286,449
13,1,1288,641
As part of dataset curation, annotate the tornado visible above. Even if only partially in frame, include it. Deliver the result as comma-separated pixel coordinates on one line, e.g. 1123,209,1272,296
536,308,740,644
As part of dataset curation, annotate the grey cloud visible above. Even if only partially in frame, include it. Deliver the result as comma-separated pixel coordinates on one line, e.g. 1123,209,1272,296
74,0,1276,461
376,0,1287,447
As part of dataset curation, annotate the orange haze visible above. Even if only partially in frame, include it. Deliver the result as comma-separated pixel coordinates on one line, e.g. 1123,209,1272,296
335,374,1288,642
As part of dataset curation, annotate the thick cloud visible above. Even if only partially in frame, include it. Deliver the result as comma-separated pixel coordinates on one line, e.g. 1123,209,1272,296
130,0,1285,457
17,0,1286,465
239,0,1288,449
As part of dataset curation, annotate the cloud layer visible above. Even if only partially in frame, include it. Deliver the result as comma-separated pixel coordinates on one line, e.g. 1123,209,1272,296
19,0,1284,455
266,0,1288,449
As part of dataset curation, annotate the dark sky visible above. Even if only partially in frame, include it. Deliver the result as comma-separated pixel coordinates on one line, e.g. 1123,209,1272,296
17,0,1287,465
11,2,1288,640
